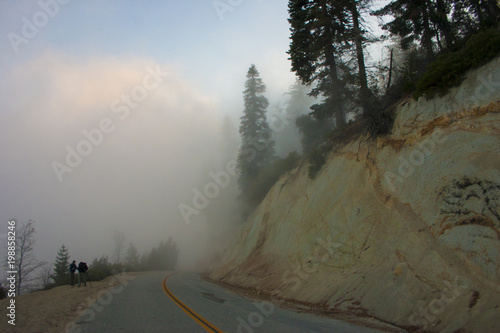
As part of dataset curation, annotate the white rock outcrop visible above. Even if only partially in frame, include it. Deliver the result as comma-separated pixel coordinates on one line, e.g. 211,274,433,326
210,57,500,332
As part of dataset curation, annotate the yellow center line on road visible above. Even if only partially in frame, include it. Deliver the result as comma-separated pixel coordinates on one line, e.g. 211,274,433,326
162,274,224,333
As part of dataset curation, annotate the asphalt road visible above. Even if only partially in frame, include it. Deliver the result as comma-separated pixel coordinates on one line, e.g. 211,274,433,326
69,271,385,333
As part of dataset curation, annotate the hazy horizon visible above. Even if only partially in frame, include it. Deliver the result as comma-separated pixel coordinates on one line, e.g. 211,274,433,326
0,1,300,279
0,0,389,284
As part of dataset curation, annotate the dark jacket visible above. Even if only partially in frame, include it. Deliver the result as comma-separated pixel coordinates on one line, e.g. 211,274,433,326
70,262,77,273
78,262,88,273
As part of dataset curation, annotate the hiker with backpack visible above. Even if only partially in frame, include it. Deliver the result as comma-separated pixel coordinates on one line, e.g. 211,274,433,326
78,262,89,287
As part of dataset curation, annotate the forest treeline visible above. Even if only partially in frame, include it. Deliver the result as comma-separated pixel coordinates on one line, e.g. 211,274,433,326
236,0,500,209
49,237,178,286
0,220,179,297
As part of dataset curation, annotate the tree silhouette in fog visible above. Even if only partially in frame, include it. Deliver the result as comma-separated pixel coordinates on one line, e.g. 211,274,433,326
142,237,179,271
51,244,70,286
237,64,275,200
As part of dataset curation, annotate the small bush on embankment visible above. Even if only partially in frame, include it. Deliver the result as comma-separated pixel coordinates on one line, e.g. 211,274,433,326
244,152,301,206
414,28,500,100
87,256,122,281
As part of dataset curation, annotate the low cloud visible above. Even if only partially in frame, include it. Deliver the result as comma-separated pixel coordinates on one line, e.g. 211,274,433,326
0,51,229,268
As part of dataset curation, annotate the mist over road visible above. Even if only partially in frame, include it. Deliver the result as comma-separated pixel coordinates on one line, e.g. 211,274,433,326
70,271,384,332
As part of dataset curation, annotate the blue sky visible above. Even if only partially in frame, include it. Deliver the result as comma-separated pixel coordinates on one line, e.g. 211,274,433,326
1,0,295,110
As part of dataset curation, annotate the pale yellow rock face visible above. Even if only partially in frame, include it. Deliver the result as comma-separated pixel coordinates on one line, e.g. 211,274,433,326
210,57,500,332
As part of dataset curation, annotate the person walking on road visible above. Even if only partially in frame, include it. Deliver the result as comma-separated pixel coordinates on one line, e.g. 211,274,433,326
70,260,77,286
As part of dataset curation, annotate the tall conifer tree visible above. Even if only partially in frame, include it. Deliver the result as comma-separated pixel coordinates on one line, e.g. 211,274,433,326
374,0,437,59
289,0,379,122
51,244,70,285
288,0,349,128
237,65,275,197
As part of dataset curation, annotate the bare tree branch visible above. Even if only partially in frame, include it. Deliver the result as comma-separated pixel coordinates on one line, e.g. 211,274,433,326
8,220,45,294
36,262,53,290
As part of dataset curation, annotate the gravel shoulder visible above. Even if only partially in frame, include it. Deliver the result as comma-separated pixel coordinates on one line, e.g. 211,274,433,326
0,271,146,333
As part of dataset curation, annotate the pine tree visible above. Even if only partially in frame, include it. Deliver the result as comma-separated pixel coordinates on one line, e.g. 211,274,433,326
375,1,499,57
431,0,457,50
452,0,500,35
374,0,437,59
146,248,160,270
51,244,70,285
296,114,333,154
348,0,374,115
285,81,313,119
158,238,179,271
277,81,314,155
237,64,275,198
124,242,139,269
288,0,350,127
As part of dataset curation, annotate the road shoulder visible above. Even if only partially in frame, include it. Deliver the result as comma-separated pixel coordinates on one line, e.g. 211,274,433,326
0,271,144,333
202,273,405,332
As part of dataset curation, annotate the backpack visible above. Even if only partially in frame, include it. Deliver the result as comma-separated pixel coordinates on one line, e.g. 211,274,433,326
78,262,88,273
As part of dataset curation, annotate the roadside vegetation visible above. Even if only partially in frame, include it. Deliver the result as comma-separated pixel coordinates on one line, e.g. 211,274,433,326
0,220,179,296
414,28,500,99
234,0,500,209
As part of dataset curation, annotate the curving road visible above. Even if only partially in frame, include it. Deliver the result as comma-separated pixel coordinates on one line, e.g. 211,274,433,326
69,271,388,333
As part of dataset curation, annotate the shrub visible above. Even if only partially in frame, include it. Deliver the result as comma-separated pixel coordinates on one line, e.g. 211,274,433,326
87,256,121,281
296,115,334,154
308,146,326,179
244,152,300,206
363,108,395,137
414,28,500,99
141,238,179,271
